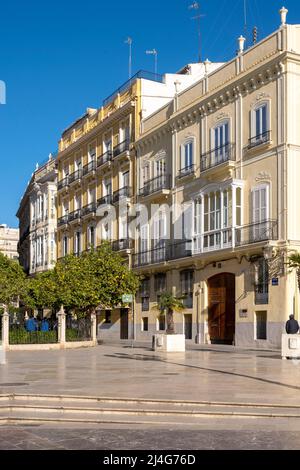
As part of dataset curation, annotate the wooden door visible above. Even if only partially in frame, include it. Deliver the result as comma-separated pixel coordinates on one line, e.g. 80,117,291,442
184,314,193,340
120,308,129,340
208,274,235,344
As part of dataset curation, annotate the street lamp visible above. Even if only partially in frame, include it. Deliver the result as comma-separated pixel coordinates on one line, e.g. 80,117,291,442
145,49,158,75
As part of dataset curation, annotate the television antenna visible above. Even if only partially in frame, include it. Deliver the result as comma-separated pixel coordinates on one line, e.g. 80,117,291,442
145,49,158,75
189,2,205,63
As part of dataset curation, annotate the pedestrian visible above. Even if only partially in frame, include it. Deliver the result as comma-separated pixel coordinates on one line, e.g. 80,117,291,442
26,315,38,332
285,314,299,334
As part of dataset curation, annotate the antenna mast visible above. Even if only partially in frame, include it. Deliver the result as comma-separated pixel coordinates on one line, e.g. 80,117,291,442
189,2,205,63
125,37,133,79
244,0,248,46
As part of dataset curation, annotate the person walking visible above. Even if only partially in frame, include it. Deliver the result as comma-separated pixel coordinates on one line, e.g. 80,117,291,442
285,314,300,334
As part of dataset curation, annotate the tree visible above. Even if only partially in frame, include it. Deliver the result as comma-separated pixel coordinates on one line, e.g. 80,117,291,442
153,292,185,335
26,243,140,316
0,252,27,309
288,253,300,290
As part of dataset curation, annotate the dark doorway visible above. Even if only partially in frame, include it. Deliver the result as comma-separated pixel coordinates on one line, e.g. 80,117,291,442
120,308,129,340
184,314,193,340
208,273,235,344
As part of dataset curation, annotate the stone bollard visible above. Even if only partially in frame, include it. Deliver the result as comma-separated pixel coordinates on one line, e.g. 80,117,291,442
91,312,97,346
57,305,66,348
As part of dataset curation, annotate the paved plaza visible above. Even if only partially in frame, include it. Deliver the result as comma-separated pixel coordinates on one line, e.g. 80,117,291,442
1,343,300,449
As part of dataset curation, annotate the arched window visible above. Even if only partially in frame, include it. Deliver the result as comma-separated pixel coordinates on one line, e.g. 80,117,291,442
180,138,194,173
250,102,270,147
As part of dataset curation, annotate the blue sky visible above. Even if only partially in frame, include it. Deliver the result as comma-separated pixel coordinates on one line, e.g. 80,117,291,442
0,0,297,227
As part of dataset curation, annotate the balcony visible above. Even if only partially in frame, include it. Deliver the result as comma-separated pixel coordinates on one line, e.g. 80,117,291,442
97,194,113,207
200,144,235,173
58,176,69,191
57,215,69,227
177,164,196,180
113,140,130,159
82,161,97,177
113,186,132,203
112,239,133,252
139,175,171,198
81,202,97,218
68,169,82,185
235,220,278,247
68,209,81,224
133,240,192,268
248,131,271,149
97,150,112,168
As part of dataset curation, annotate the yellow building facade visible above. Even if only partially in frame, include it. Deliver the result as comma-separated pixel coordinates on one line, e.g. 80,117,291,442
56,70,207,340
133,10,300,349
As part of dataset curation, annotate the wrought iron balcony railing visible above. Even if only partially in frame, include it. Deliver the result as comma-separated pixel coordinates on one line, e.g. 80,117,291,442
113,186,132,203
68,209,81,222
58,176,69,191
81,202,97,217
133,240,192,268
68,169,82,184
112,239,133,251
57,215,69,226
97,194,113,206
248,130,271,149
97,150,112,167
177,164,196,179
113,140,130,158
235,220,278,247
83,160,97,176
139,174,171,197
200,143,235,172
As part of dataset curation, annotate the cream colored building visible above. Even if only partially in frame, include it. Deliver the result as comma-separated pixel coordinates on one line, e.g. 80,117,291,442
17,155,58,275
0,225,19,260
133,8,300,349
56,68,220,341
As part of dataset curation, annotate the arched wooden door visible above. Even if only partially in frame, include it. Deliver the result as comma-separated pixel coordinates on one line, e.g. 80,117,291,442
208,273,235,344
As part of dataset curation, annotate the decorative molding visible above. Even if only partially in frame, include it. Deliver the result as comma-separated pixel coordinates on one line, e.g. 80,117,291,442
255,171,272,182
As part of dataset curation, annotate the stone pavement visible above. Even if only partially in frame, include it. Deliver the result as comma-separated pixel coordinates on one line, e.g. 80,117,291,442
1,343,300,405
1,343,300,450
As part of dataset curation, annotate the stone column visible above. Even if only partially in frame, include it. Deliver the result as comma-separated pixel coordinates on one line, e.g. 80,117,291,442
91,312,97,346
58,305,66,348
2,308,10,352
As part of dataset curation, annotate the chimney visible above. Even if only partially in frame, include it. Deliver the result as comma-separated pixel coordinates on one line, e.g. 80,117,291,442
238,36,246,54
204,58,211,75
280,6,288,26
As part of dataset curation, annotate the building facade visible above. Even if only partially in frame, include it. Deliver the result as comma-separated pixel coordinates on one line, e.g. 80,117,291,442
55,68,218,341
17,155,58,275
0,225,19,260
133,9,300,349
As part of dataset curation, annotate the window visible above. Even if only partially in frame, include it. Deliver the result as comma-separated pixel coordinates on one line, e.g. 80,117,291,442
88,144,96,162
256,311,267,340
142,297,150,312
180,140,194,170
255,258,269,305
155,158,166,178
119,216,128,240
142,317,149,331
121,171,129,188
158,315,166,331
252,185,269,241
88,187,96,204
74,231,81,255
142,164,150,185
180,271,194,308
75,155,82,171
74,194,81,210
250,103,270,147
155,273,166,293
141,277,150,296
105,310,112,324
103,178,112,196
103,133,112,153
88,226,95,248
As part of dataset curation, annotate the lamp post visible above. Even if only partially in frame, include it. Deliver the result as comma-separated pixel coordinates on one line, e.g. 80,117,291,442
145,49,158,75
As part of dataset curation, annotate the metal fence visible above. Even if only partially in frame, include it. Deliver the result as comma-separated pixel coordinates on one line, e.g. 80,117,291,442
66,316,92,342
9,316,58,345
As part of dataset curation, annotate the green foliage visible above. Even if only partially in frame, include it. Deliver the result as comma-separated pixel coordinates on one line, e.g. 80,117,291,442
26,243,140,316
0,252,27,307
288,253,300,269
153,292,185,335
9,329,57,345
